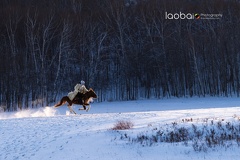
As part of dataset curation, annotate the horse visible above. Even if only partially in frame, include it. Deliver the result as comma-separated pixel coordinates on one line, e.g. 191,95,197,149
54,88,97,114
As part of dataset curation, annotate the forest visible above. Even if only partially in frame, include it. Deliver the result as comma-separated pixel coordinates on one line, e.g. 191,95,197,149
0,0,240,111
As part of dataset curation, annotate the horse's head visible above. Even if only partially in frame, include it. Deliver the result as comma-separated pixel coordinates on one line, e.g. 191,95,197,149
88,88,97,98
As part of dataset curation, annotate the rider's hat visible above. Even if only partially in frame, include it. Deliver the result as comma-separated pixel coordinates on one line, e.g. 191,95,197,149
81,80,85,85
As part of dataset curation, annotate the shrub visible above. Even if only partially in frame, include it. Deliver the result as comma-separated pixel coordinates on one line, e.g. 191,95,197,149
112,120,134,130
117,118,240,151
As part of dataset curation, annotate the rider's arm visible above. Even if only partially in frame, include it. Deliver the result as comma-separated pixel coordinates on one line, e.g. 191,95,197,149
74,84,81,92
82,85,89,92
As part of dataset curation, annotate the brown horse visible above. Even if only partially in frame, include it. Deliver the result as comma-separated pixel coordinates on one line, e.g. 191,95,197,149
54,88,97,114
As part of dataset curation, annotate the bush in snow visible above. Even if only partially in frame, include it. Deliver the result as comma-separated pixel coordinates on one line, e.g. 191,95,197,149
117,117,240,151
112,120,134,130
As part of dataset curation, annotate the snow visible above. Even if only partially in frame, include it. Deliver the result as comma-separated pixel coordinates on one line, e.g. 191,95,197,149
1,97,240,160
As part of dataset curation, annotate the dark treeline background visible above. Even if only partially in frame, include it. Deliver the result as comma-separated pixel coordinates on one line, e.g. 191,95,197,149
0,0,240,111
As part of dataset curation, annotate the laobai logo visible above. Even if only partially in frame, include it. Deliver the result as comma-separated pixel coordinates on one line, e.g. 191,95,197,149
194,13,200,19
165,12,195,19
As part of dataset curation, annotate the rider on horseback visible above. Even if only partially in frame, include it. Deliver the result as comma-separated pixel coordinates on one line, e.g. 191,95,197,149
68,80,88,104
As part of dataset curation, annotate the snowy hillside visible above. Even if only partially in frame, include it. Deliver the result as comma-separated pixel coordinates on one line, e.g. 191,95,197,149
1,97,240,160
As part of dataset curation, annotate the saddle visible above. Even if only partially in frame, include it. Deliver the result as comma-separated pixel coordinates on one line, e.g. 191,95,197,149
73,92,85,105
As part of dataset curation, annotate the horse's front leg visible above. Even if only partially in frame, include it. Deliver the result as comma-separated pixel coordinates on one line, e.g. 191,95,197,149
79,105,90,112
83,104,90,112
86,105,90,112
79,105,86,110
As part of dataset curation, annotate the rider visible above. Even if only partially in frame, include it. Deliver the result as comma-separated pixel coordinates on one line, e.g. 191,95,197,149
68,80,88,103
75,80,88,93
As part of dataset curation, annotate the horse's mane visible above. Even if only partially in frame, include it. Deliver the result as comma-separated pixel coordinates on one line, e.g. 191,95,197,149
88,88,96,95
86,88,95,94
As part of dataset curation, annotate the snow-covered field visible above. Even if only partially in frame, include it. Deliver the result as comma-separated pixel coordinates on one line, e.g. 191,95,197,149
1,97,240,160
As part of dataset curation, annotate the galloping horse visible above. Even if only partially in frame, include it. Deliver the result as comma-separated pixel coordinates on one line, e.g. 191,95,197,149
54,88,97,114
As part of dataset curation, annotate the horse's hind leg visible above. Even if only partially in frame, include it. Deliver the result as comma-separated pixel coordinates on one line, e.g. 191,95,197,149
54,97,68,107
54,100,66,107
68,105,76,114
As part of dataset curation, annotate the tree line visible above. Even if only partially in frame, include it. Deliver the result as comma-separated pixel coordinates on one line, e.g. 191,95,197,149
0,0,240,111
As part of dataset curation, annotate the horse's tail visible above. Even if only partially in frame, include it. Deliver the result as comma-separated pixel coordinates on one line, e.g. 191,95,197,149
54,96,70,107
